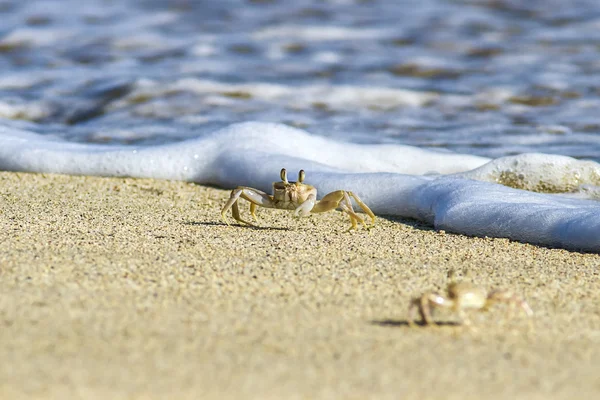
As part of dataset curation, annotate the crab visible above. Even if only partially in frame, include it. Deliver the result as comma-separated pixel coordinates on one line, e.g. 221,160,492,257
221,168,376,230
407,281,533,327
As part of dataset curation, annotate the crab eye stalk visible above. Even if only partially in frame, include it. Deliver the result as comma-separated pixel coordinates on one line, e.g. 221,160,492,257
298,170,305,183
280,168,288,183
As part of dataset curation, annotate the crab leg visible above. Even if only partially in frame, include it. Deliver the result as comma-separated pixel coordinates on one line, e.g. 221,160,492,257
422,294,444,325
339,203,363,230
230,200,254,226
221,187,275,226
293,193,316,217
408,299,420,327
311,190,375,230
422,293,456,326
486,290,534,318
346,191,376,226
310,190,360,228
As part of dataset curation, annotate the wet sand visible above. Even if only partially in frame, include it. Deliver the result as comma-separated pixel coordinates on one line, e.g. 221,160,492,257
1,171,599,399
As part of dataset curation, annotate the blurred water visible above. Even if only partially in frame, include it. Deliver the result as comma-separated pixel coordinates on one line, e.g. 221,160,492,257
1,0,600,160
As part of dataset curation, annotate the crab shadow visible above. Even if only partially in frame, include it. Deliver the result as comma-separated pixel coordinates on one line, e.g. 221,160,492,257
370,319,461,328
183,220,291,231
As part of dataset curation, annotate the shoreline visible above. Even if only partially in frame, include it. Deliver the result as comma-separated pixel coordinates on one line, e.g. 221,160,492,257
1,171,599,399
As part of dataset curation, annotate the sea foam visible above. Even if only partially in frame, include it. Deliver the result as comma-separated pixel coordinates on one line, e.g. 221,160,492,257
1,121,599,252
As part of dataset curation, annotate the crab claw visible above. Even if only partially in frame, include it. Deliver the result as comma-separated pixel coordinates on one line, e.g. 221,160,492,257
294,195,316,217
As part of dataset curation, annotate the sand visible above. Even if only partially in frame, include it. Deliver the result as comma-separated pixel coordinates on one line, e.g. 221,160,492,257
1,171,599,399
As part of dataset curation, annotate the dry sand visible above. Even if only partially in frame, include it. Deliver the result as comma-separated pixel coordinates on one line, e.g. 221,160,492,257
1,171,599,399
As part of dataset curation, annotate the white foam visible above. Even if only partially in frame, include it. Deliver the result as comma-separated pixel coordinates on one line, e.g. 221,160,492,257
0,99,53,121
1,121,599,252
0,27,74,47
253,25,392,41
120,79,438,112
457,153,600,192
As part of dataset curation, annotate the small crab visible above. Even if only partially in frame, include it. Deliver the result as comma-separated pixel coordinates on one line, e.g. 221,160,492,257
221,168,376,230
407,281,533,327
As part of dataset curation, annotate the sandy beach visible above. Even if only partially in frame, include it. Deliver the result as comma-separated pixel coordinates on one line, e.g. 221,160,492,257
1,171,599,399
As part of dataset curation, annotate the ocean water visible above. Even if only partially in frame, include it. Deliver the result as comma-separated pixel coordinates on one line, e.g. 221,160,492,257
1,0,600,252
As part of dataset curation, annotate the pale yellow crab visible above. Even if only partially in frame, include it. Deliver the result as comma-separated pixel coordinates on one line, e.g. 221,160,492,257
221,168,376,230
407,281,533,326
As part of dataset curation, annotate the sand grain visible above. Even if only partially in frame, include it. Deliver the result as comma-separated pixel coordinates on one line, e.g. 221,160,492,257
1,172,599,399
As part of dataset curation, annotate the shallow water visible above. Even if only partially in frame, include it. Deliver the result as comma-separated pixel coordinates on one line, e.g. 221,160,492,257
1,0,600,251
1,0,600,157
